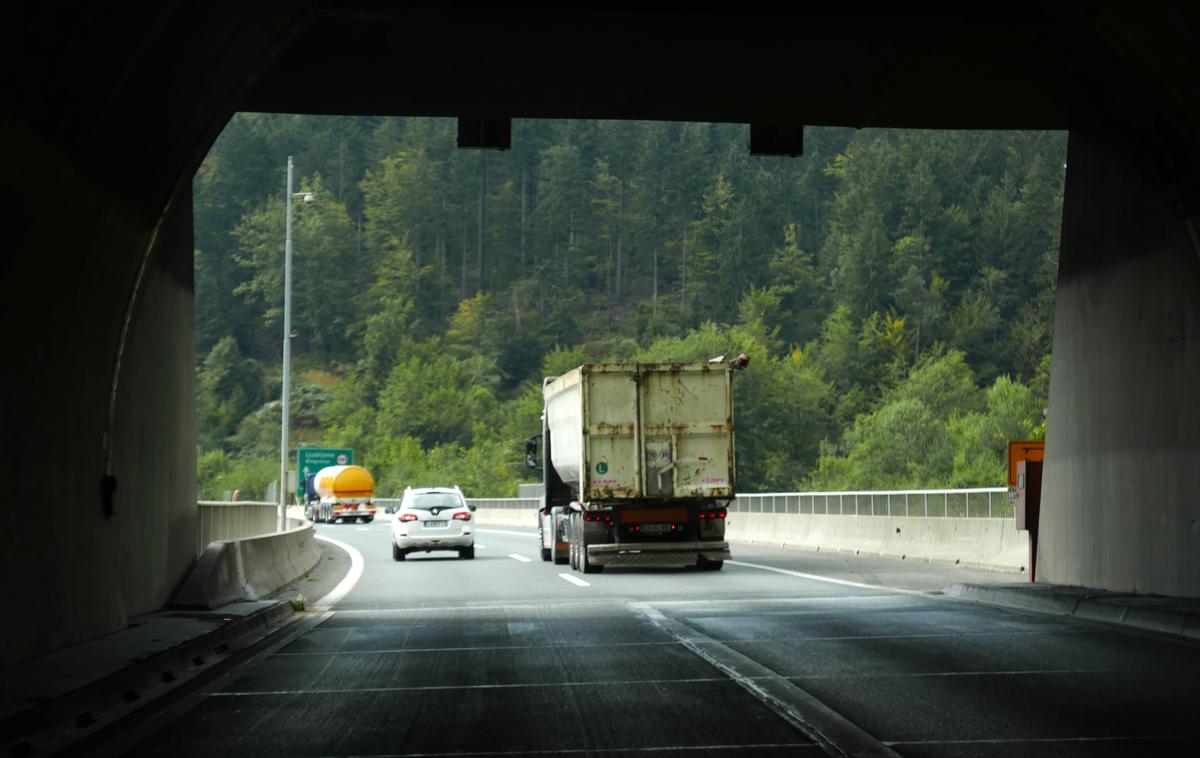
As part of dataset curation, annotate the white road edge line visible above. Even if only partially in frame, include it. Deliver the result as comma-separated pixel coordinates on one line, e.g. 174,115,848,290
313,533,365,609
559,573,590,587
727,559,929,596
509,553,533,563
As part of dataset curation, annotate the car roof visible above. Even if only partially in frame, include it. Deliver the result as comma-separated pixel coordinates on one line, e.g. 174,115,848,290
404,486,463,495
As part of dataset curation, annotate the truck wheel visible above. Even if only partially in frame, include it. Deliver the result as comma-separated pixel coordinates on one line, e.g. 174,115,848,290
581,544,603,574
459,546,475,560
392,543,406,561
539,528,551,561
362,517,374,524
699,557,724,571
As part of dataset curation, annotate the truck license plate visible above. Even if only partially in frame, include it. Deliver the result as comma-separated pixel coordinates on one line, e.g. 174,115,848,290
641,523,672,534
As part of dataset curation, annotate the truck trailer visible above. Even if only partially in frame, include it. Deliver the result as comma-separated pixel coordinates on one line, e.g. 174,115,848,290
526,358,745,573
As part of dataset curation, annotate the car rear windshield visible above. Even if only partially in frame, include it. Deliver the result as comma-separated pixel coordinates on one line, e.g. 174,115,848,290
406,492,465,510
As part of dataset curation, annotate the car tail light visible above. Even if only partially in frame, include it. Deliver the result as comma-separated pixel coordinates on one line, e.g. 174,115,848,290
399,513,418,522
452,511,471,521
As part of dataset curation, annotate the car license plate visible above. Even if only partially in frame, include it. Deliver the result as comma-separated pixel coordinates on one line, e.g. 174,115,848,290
423,520,449,528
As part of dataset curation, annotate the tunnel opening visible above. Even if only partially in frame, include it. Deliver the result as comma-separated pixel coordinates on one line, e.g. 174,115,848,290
192,113,1066,536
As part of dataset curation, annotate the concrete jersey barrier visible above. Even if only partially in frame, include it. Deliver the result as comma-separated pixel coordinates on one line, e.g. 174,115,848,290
173,518,321,609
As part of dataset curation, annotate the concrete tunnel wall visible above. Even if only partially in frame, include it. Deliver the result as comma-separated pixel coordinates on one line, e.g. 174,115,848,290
1039,131,1200,596
0,136,199,668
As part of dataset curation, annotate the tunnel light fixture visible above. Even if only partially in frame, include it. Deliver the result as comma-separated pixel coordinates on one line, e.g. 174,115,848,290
457,117,511,150
749,123,805,157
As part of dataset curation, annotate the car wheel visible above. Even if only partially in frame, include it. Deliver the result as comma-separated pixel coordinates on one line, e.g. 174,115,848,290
392,543,406,561
459,546,475,560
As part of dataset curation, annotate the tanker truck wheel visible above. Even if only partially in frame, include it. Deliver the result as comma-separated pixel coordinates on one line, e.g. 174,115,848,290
539,528,551,562
698,556,724,571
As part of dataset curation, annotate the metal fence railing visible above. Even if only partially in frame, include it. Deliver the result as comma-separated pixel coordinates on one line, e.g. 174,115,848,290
209,489,1010,536
731,489,1010,519
467,497,540,510
460,489,1010,519
196,501,279,555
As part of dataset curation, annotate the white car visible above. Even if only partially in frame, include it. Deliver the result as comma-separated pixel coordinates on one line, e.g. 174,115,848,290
391,486,476,561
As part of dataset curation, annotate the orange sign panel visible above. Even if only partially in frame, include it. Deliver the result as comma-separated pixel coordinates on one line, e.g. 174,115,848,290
1007,440,1045,486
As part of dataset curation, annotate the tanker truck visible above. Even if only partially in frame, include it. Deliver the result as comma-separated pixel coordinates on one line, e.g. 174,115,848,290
525,357,746,573
306,464,376,523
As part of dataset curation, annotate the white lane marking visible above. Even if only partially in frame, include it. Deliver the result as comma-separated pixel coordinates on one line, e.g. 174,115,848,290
727,559,928,596
313,534,365,609
210,677,728,696
478,528,538,537
356,527,370,532
475,544,487,549
509,553,532,563
270,629,1078,657
559,573,590,587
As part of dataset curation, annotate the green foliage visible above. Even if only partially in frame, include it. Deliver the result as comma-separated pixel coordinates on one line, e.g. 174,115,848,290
194,116,1066,496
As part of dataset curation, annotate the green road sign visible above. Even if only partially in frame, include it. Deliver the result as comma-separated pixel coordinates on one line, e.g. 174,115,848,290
297,447,354,482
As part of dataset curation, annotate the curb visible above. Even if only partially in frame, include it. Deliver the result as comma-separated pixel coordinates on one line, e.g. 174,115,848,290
1,601,296,757
944,583,1200,641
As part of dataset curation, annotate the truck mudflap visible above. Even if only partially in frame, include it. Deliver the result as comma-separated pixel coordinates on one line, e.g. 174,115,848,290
586,541,730,568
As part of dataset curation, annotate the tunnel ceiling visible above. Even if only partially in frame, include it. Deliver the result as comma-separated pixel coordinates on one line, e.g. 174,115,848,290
8,3,1200,223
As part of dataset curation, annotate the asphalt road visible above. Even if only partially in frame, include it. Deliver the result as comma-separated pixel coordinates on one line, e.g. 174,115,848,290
123,520,1200,757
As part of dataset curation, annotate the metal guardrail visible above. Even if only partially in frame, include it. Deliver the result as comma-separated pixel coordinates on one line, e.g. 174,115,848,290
197,501,279,555
733,489,1010,519
461,489,1011,519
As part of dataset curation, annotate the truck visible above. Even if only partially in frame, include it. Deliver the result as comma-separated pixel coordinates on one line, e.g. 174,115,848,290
305,464,376,523
526,357,746,573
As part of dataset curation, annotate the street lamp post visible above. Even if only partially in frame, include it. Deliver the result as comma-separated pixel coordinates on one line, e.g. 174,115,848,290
279,156,295,532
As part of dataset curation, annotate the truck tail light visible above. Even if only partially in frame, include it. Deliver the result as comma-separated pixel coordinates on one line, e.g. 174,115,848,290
452,511,471,521
399,513,418,522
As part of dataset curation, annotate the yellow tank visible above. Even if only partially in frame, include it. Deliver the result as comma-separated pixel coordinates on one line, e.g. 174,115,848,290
314,465,375,505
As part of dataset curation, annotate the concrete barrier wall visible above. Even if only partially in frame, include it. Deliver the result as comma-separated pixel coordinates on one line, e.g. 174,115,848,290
473,509,538,529
173,518,321,609
724,513,1027,572
472,508,1026,572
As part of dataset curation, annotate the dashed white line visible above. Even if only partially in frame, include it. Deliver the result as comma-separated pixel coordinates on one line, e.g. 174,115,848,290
475,544,487,549
559,573,590,587
509,554,532,563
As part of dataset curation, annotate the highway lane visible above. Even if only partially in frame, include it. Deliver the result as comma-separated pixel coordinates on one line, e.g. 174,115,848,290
124,521,1200,757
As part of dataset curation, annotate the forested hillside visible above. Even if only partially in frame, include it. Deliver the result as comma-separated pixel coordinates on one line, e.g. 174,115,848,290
194,115,1065,500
